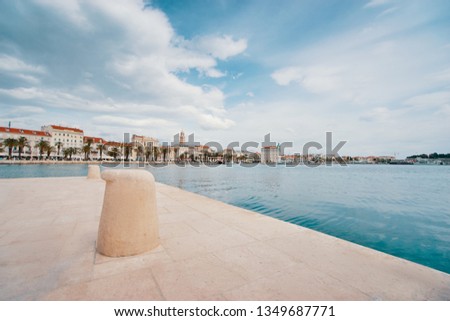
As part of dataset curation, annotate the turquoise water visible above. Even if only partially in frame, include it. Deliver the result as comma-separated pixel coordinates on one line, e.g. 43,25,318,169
1,163,449,273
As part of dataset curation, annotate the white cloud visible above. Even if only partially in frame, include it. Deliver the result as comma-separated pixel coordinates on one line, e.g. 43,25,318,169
271,65,343,94
191,35,248,60
93,115,176,128
271,67,303,86
379,6,399,17
359,107,393,122
10,106,46,115
429,68,450,82
271,17,450,108
197,114,235,130
21,0,242,131
404,91,450,109
0,87,117,112
178,105,235,130
301,66,343,94
203,68,226,78
0,55,46,74
32,0,91,28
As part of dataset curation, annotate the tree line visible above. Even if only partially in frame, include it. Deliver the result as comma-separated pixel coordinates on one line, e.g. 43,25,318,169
406,153,450,159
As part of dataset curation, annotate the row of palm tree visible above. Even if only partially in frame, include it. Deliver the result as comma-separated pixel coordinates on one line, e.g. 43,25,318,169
2,136,82,160
3,137,32,160
2,138,240,162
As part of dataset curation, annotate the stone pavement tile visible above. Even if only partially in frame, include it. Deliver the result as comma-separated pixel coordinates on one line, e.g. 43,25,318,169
161,234,209,261
223,263,370,301
195,227,257,252
0,229,8,240
150,254,248,300
55,250,96,288
41,283,89,300
0,223,74,245
83,268,164,300
266,229,450,300
184,217,230,234
164,209,210,222
211,210,302,241
159,221,197,240
92,246,173,281
0,260,58,300
161,222,257,262
212,241,298,281
0,238,63,266
43,267,163,300
1,211,60,231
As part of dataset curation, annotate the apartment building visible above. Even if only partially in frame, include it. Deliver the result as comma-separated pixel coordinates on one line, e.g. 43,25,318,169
0,126,52,159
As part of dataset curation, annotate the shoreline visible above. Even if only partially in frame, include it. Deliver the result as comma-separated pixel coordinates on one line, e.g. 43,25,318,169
1,159,448,166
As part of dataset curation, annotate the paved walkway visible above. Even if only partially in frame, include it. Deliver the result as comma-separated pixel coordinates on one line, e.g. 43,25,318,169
0,176,449,300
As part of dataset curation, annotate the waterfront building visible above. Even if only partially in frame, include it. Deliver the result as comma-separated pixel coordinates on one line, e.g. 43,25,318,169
261,145,279,164
131,134,159,161
171,130,196,161
83,136,107,160
179,130,185,145
41,125,84,159
104,141,123,161
0,126,51,159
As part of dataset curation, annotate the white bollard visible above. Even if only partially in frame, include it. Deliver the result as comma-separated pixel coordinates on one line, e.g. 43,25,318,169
87,165,101,179
97,170,159,257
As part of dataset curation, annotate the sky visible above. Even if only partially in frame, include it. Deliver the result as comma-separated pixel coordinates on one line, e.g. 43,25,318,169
1,0,449,157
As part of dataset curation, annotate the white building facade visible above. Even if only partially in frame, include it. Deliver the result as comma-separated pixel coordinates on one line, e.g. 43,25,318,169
41,125,84,151
0,126,52,159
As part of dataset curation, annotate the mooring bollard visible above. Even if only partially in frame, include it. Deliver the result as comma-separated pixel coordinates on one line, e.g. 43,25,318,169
97,170,159,257
87,165,101,179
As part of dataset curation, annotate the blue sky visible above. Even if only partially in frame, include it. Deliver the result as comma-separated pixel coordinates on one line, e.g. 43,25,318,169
1,0,450,156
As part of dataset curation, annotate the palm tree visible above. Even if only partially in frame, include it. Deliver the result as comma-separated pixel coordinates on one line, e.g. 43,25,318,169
63,148,71,160
135,144,144,161
55,142,63,159
82,144,92,161
17,136,28,160
3,138,18,159
153,146,160,161
108,147,120,161
71,147,80,160
145,146,153,162
161,146,169,162
123,143,132,161
35,140,50,160
82,139,93,161
63,147,78,160
97,143,106,161
203,150,210,163
46,146,55,159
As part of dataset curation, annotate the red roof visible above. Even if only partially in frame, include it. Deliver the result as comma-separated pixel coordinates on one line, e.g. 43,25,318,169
0,127,50,137
49,125,83,133
105,141,122,147
84,136,106,144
